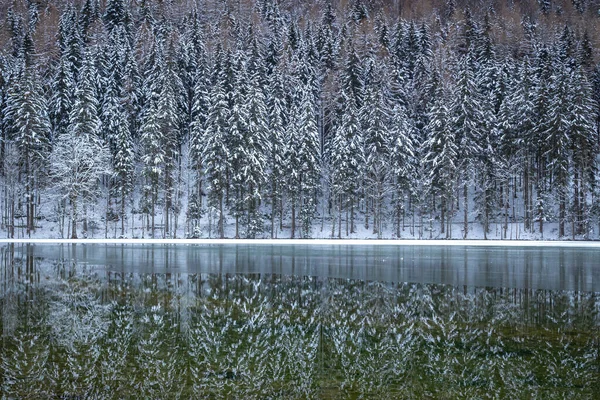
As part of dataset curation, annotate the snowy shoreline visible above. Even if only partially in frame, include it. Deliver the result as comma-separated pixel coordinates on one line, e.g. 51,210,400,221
1,238,600,248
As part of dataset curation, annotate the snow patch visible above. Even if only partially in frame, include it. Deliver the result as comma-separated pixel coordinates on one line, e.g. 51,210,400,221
2,238,600,248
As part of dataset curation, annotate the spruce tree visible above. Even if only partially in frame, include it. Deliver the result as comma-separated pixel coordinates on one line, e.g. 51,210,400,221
329,88,363,237
4,67,50,236
199,79,230,238
266,65,288,238
361,71,391,237
422,86,456,237
450,54,484,238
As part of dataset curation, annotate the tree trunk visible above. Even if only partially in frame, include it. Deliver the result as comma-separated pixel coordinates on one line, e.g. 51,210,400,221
350,197,355,234
279,196,283,231
291,197,296,239
504,185,509,239
338,194,342,239
396,195,401,238
524,165,530,231
235,213,239,239
345,197,349,237
447,194,453,239
270,184,276,239
151,190,156,238
365,191,369,230
463,182,468,239
559,195,565,238
25,169,33,237
165,186,170,239
121,192,126,237
83,203,88,237
218,193,224,239
441,196,446,235
71,196,78,239
538,194,544,237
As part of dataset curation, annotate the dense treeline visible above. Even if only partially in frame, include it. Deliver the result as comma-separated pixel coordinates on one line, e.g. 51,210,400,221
1,0,600,239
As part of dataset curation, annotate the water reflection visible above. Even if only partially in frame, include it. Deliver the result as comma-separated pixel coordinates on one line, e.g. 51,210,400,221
0,244,599,398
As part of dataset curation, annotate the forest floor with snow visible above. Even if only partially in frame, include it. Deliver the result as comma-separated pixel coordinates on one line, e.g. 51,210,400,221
4,186,600,242
3,212,600,243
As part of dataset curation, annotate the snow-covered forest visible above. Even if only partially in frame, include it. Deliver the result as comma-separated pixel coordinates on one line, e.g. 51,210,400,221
1,0,600,239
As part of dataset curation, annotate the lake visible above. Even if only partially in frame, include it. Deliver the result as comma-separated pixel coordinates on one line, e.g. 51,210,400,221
1,242,599,398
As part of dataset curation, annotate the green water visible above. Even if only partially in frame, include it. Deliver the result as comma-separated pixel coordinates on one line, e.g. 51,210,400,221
0,244,599,399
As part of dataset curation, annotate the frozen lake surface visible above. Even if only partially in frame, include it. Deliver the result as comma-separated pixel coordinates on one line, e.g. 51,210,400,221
1,242,599,398
11,241,600,291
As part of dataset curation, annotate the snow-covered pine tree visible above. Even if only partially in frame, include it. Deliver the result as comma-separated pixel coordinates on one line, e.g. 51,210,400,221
4,66,50,236
139,97,162,238
474,58,503,239
422,85,456,238
59,50,107,239
329,87,363,238
199,79,230,239
361,65,391,237
79,0,100,36
155,46,182,238
531,47,555,235
49,56,75,139
294,83,321,238
186,30,210,234
104,0,130,34
499,58,536,233
389,99,416,238
228,52,251,238
58,5,83,79
449,54,484,239
266,64,288,238
542,59,571,238
70,51,102,141
110,107,133,238
566,66,598,237
242,71,270,238
103,58,133,238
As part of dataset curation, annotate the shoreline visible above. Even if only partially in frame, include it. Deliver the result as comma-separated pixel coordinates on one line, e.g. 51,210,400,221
1,238,600,248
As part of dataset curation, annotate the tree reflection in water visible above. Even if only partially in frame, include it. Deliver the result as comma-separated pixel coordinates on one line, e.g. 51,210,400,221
0,245,598,398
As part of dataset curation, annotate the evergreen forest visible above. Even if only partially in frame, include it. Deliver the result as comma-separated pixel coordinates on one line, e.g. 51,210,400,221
1,0,600,239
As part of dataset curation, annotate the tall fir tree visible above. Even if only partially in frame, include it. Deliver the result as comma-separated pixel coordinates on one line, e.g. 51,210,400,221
4,67,50,236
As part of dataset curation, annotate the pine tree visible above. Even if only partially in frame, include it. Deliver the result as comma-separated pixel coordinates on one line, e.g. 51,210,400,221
567,67,598,236
103,62,133,237
288,83,321,238
155,51,182,238
104,0,130,33
70,52,102,140
266,65,288,238
186,47,210,233
49,56,75,138
450,54,484,238
228,53,251,238
139,37,182,238
199,79,230,238
80,0,100,35
422,87,456,238
329,87,363,237
58,5,83,78
361,71,391,237
4,67,50,236
499,58,535,232
389,102,416,238
242,73,270,238
543,61,571,237
64,51,105,238
139,98,162,238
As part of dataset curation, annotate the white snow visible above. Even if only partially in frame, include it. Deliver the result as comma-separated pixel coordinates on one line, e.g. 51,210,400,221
2,238,600,248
